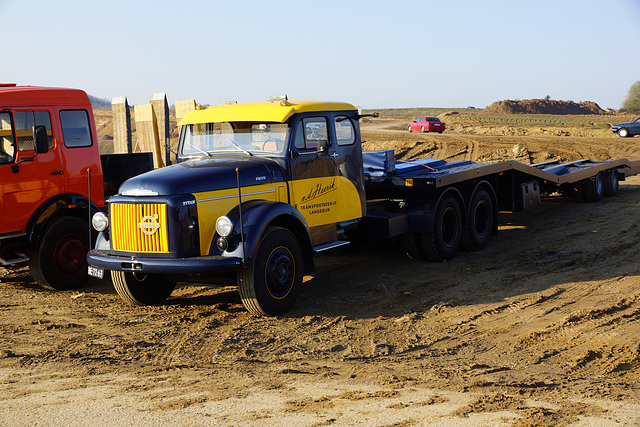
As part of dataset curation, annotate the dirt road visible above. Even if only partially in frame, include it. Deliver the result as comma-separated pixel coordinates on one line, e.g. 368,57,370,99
2,122,640,426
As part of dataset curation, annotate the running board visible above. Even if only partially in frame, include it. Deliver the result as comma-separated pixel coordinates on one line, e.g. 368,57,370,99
314,240,350,253
0,232,27,240
0,252,29,265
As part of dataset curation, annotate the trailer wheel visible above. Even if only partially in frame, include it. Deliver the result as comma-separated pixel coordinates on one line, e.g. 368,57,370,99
29,216,91,291
238,227,303,316
423,194,462,261
111,271,176,305
583,173,604,202
603,169,619,197
462,188,493,251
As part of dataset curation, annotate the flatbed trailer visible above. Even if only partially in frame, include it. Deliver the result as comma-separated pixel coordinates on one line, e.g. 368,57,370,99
359,152,640,260
87,97,640,315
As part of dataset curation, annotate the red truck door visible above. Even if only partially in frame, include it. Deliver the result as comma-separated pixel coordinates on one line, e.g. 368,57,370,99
0,110,65,234
57,109,103,205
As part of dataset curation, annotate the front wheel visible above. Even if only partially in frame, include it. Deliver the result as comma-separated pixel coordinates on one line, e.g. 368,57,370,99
238,227,303,316
111,270,176,305
29,216,91,290
618,128,629,138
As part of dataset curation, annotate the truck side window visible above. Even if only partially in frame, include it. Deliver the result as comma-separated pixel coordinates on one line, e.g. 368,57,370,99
335,116,355,146
0,112,16,164
60,110,93,148
14,111,53,151
295,117,328,150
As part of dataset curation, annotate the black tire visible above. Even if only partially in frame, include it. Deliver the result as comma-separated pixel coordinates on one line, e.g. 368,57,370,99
603,169,619,197
583,173,604,202
111,270,176,305
29,216,91,291
618,128,629,138
423,194,463,261
421,126,426,133
462,188,493,251
238,227,303,316
408,126,412,132
401,233,427,260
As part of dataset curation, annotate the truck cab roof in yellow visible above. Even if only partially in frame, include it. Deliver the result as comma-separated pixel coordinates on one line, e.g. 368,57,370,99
178,100,357,126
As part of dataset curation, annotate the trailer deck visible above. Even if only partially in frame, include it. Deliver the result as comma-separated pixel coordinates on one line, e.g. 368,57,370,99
362,150,640,188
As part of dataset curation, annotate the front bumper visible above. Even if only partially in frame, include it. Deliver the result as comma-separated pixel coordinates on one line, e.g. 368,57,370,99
87,249,242,274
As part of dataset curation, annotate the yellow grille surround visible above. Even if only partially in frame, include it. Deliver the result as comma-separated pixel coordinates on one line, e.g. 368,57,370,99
110,203,170,253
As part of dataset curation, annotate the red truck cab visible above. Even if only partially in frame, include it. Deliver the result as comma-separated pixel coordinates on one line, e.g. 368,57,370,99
0,84,104,289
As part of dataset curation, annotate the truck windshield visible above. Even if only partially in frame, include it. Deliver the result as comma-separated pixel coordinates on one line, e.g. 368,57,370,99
180,121,289,157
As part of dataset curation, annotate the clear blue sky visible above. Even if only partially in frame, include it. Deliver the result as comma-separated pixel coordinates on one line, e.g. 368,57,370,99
2,0,639,109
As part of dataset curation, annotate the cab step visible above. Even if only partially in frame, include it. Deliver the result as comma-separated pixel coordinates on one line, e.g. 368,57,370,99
0,252,29,265
314,241,350,253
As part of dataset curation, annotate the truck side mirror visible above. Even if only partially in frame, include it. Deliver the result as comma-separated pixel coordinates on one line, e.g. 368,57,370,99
34,125,48,154
317,139,329,156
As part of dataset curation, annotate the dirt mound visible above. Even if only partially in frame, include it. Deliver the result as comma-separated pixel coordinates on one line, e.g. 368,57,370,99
486,98,604,115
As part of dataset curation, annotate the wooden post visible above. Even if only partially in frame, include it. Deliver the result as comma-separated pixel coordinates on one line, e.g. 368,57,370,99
151,93,170,166
134,104,164,168
175,99,196,123
111,96,132,154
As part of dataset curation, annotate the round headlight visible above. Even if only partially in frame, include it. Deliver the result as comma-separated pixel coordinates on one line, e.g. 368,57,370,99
92,212,109,232
215,216,234,237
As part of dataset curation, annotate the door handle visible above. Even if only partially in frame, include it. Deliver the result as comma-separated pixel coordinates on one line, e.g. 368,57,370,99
50,170,63,175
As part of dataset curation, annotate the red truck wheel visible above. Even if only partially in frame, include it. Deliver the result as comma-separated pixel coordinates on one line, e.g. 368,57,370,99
111,271,176,305
29,216,91,291
238,227,303,316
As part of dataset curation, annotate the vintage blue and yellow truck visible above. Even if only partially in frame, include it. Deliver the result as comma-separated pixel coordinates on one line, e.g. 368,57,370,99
87,96,640,316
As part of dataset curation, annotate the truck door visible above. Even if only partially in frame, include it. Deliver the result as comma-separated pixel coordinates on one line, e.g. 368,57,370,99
289,114,363,245
0,110,64,233
57,109,103,205
332,113,366,219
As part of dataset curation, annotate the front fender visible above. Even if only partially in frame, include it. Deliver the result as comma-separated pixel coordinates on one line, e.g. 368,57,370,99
212,201,315,275
27,193,100,252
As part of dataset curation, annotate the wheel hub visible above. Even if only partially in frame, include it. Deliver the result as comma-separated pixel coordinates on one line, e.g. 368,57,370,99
54,235,87,274
266,248,294,299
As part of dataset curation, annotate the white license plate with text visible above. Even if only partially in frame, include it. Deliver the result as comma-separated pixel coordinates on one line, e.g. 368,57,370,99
88,265,104,279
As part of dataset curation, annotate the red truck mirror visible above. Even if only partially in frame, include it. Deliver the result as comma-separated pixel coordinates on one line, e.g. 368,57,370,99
34,125,48,154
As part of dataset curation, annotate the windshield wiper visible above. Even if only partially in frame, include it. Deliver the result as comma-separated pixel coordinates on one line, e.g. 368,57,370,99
225,137,253,156
187,141,212,157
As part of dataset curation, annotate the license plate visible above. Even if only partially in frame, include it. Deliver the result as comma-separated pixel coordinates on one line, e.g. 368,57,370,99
88,265,104,279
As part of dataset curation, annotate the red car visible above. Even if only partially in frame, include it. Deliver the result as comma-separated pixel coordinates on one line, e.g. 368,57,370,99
408,116,445,133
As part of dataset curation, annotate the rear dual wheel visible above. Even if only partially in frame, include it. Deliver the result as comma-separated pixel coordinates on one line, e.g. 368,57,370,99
462,188,493,251
582,173,604,202
603,169,619,197
401,194,463,262
402,189,493,262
